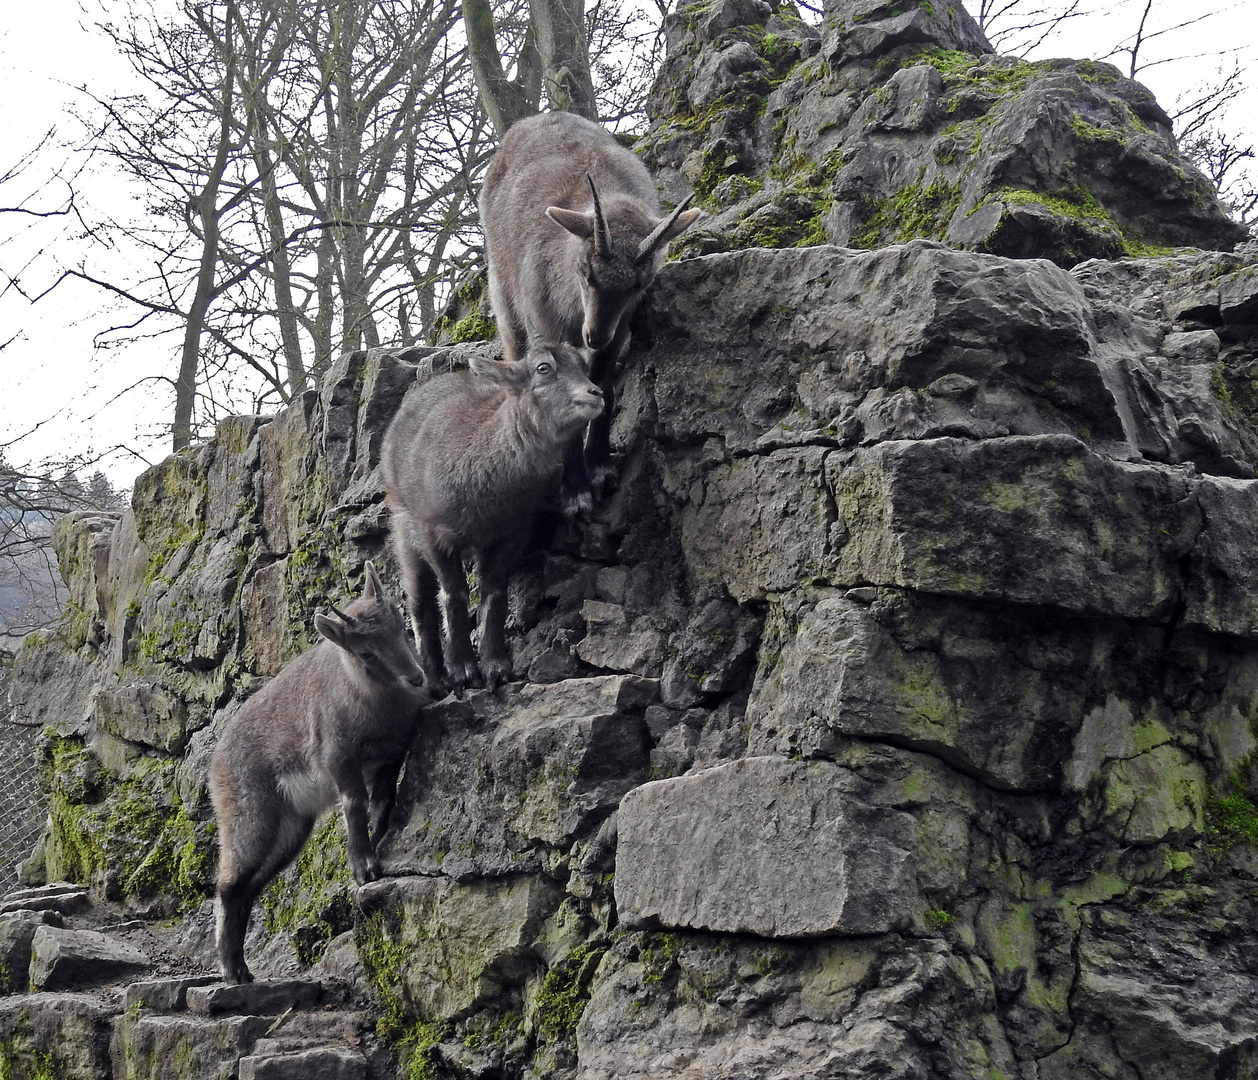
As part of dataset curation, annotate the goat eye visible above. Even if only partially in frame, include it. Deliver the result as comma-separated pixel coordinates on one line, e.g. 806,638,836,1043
357,650,375,661
536,361,553,375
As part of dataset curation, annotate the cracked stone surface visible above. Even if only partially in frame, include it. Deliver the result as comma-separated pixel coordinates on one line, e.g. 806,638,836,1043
6,0,1258,1076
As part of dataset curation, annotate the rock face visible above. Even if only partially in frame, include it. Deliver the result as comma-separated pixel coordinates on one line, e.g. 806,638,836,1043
639,0,1245,265
4,2,1258,1078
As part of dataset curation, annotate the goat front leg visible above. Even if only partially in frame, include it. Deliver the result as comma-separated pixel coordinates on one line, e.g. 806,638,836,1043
364,754,406,851
476,535,526,688
330,754,382,885
581,327,628,504
560,434,593,517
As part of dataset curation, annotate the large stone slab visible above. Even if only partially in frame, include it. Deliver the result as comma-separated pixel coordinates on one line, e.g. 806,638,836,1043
832,434,1199,620
0,910,56,993
29,925,152,991
746,587,1258,795
110,1012,275,1080
185,979,322,1017
615,756,917,937
827,434,1258,636
646,245,1123,453
125,976,220,1013
1038,914,1258,1080
239,1047,367,1080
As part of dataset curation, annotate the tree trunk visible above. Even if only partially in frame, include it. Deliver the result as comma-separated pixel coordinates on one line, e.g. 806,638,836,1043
532,0,598,119
174,2,240,451
464,0,541,136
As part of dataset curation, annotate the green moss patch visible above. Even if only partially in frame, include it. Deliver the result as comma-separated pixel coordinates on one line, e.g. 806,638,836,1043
535,943,608,1044
851,178,962,248
1206,767,1258,857
40,734,214,911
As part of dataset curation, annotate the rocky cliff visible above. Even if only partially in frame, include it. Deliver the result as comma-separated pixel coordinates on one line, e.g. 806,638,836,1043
5,0,1258,1078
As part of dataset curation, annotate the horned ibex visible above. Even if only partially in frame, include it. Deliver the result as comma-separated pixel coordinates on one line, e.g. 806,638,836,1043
382,343,604,694
209,562,429,984
480,111,701,512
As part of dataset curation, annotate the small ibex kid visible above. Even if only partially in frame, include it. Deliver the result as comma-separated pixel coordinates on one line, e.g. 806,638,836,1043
382,344,604,695
209,562,430,984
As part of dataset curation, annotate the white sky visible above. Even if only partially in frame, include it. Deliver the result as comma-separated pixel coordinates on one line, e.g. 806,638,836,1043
1,0,1255,491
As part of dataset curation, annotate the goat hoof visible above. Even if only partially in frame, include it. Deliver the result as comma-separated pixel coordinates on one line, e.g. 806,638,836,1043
481,659,512,689
353,862,383,886
449,662,481,695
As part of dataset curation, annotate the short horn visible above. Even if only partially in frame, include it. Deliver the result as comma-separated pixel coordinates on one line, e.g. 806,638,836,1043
637,192,696,263
587,173,611,256
330,604,357,626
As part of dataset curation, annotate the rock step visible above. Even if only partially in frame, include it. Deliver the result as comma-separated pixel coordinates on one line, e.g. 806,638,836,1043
186,978,324,1017
127,977,333,1017
115,978,375,1080
238,1046,368,1080
0,881,91,917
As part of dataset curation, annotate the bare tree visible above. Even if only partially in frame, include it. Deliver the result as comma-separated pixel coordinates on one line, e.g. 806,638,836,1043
0,133,90,354
975,0,1091,56
464,0,663,135
1173,61,1257,229
40,0,493,450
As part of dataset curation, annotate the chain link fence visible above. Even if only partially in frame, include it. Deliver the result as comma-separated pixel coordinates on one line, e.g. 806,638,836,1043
0,708,46,895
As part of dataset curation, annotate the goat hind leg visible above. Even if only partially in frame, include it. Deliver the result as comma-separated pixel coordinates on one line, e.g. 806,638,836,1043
426,544,480,692
397,532,446,692
214,876,258,984
216,810,317,982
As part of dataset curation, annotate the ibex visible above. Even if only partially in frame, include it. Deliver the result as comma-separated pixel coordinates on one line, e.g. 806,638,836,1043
480,111,702,512
382,343,604,694
209,562,430,984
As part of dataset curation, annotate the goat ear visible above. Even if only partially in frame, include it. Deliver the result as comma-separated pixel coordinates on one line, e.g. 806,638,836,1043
469,355,518,382
654,207,703,246
314,612,346,647
546,206,595,239
362,561,384,600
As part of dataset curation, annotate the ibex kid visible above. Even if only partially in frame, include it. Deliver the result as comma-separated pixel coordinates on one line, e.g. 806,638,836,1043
382,343,604,694
480,111,702,512
209,562,430,984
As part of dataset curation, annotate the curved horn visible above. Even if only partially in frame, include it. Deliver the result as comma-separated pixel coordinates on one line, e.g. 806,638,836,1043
586,173,611,257
637,192,696,263
329,604,357,627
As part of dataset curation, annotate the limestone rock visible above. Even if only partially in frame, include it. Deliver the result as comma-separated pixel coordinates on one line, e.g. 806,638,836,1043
616,756,918,937
0,992,115,1080
0,911,56,993
29,925,152,990
239,1047,367,1080
0,882,89,916
387,675,654,876
639,0,1242,265
185,979,322,1017
111,1013,277,1080
357,874,563,1020
1038,913,1258,1079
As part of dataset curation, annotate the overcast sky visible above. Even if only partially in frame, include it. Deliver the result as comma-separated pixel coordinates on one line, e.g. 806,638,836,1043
1,0,1255,490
